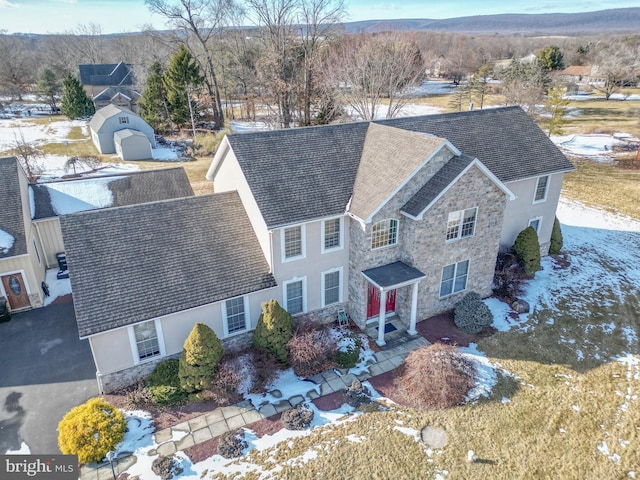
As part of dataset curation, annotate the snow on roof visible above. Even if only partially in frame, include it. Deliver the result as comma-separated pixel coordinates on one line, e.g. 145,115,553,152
44,177,123,215
0,229,15,254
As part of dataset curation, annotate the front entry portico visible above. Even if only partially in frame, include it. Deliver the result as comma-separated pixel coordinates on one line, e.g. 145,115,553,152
361,261,426,347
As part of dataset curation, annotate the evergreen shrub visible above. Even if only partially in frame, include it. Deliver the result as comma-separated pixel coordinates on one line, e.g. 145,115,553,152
549,217,563,254
252,299,294,363
512,226,541,276
57,398,126,464
454,292,493,334
178,323,224,393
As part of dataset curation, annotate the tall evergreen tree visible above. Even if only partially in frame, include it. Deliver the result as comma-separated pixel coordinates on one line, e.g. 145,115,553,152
163,45,203,130
60,74,95,119
36,66,61,112
138,60,171,133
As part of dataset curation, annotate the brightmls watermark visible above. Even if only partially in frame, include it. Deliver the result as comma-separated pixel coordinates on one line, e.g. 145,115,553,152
1,455,77,479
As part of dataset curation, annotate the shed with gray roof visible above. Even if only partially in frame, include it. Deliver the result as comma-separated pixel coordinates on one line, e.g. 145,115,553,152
89,104,155,157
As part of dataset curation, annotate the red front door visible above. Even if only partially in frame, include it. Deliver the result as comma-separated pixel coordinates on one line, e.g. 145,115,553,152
366,284,396,318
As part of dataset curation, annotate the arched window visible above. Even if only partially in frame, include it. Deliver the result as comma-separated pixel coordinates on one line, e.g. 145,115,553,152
371,219,398,249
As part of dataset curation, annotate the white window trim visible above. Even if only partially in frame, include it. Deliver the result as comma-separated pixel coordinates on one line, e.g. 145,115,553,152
321,267,343,307
321,216,344,254
127,319,166,365
221,295,251,337
283,277,307,315
439,260,470,299
371,218,399,250
532,175,550,204
445,207,478,242
0,269,32,297
281,224,306,262
528,216,543,235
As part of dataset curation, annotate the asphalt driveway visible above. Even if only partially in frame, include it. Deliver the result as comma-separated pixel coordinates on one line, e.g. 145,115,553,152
0,300,98,454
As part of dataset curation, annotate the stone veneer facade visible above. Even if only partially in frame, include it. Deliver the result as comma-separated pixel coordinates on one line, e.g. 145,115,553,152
347,151,507,329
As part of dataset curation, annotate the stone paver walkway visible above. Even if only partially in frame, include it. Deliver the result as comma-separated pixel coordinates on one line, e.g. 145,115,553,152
80,332,428,480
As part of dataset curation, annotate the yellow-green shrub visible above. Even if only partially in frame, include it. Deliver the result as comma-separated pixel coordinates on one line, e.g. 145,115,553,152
57,398,126,464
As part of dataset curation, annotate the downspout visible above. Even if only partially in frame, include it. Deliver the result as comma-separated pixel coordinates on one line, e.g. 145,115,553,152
268,230,274,274
33,221,50,268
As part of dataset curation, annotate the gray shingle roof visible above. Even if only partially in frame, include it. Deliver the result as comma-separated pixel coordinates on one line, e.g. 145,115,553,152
224,107,573,228
362,261,426,289
380,106,574,183
89,104,136,132
32,168,194,220
93,86,141,102
227,121,369,228
402,154,475,217
79,62,133,87
350,123,446,221
60,192,277,337
0,157,27,258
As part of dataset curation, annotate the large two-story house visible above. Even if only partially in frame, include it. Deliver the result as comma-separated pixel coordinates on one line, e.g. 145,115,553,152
59,107,574,393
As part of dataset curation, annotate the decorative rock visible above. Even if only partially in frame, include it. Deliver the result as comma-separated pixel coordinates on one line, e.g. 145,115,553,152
511,298,530,314
420,426,448,449
270,389,282,399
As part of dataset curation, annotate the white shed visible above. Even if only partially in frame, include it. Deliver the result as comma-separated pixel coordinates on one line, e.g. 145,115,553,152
114,129,152,160
89,104,156,155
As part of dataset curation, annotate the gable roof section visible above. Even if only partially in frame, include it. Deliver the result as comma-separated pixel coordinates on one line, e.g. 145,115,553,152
221,107,572,228
61,191,277,337
226,122,369,228
0,157,27,258
349,123,453,222
79,62,133,86
402,154,515,219
89,104,136,132
379,107,574,183
31,167,194,219
93,86,141,102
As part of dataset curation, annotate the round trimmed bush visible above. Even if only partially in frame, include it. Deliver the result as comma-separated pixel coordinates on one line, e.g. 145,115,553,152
396,344,475,410
549,217,563,254
218,429,247,459
146,359,187,405
334,333,361,369
252,299,294,363
179,323,224,393
454,292,493,334
58,398,126,464
512,226,541,276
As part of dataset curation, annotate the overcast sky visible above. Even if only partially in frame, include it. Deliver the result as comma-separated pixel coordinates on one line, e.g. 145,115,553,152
1,0,638,35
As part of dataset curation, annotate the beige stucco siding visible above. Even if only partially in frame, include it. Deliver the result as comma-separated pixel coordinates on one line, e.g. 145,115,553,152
272,216,350,314
213,146,272,268
90,286,278,381
501,172,565,253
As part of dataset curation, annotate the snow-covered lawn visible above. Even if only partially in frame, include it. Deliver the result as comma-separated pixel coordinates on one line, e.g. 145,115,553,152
550,133,634,160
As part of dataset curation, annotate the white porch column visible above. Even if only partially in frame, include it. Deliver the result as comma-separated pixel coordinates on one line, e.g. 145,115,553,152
407,282,419,336
376,288,387,347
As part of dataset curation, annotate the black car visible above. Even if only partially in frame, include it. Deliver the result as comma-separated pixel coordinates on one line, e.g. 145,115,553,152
0,297,10,322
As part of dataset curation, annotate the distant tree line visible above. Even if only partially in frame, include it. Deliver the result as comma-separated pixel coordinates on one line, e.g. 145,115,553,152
0,2,638,130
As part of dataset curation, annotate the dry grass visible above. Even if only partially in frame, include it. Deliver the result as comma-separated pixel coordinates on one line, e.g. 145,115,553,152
562,158,640,219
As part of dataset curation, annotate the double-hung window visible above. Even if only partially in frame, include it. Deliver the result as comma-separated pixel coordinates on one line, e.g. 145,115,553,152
322,268,342,306
534,175,549,203
371,219,398,249
224,297,248,335
322,218,342,252
133,320,161,361
528,217,542,235
446,208,477,241
439,260,470,297
284,278,305,315
283,225,304,260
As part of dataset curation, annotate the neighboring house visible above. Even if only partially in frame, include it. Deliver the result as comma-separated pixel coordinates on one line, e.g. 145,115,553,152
60,106,573,394
557,65,605,86
0,157,193,311
79,62,140,111
89,104,156,159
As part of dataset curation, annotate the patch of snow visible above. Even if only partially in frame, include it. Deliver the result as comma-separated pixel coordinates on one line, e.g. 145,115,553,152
459,343,498,401
4,442,31,454
550,133,625,161
408,80,458,96
576,349,584,361
484,297,523,332
348,333,376,375
0,229,15,254
45,176,123,215
501,397,511,403
394,426,421,442
572,405,581,412
43,268,71,306
346,434,366,443
114,411,155,456
39,338,63,355
152,147,179,161
229,121,274,133
244,369,321,409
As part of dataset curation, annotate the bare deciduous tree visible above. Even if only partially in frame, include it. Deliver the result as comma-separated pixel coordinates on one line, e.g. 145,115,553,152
591,44,639,100
324,33,424,121
12,130,43,182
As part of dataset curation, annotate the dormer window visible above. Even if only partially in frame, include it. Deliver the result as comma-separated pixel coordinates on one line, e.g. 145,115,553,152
371,219,398,250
